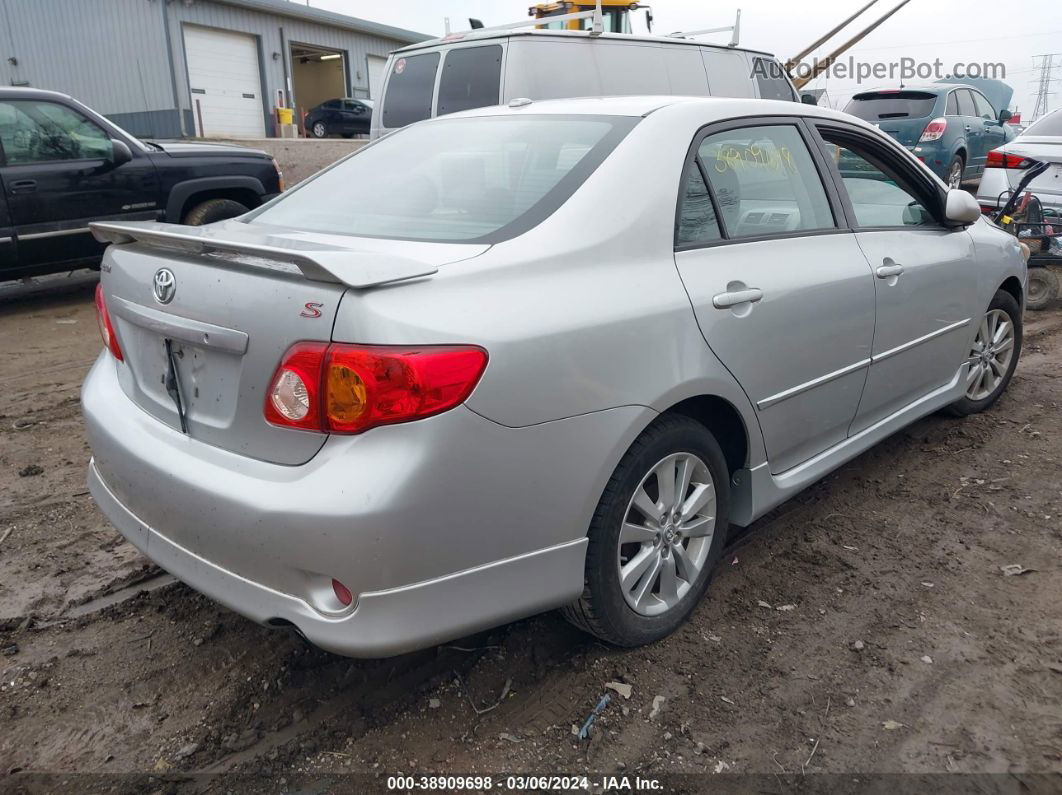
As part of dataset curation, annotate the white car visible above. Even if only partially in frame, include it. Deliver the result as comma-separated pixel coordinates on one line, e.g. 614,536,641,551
977,109,1062,215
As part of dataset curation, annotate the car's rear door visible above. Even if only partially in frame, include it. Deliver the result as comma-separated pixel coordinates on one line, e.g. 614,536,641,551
0,98,159,270
954,89,986,174
810,121,977,433
673,117,876,474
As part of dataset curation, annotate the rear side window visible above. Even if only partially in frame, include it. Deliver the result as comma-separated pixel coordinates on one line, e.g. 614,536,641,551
676,165,722,245
438,45,503,116
753,58,796,102
946,92,959,115
697,124,835,239
955,90,976,117
844,91,938,120
381,52,440,128
701,48,754,98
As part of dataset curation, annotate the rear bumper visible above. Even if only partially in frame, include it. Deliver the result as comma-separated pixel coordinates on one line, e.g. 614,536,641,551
88,460,585,656
82,354,647,657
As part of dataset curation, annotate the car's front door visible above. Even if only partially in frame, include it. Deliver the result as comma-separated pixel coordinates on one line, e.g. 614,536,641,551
0,98,160,270
0,181,16,275
812,122,978,434
971,90,1006,168
340,100,369,134
673,118,877,474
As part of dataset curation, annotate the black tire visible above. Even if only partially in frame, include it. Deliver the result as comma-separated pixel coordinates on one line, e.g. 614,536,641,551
562,415,730,647
946,154,965,190
945,289,1022,417
311,120,328,138
182,198,250,226
1026,267,1059,311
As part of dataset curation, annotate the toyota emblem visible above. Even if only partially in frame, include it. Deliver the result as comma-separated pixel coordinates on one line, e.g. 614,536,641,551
153,268,176,304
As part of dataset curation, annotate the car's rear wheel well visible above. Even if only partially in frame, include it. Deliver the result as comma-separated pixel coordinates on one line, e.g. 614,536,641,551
663,396,748,476
179,188,260,222
953,147,967,162
999,275,1023,306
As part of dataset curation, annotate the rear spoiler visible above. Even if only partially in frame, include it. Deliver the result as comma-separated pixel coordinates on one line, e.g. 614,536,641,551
89,221,438,289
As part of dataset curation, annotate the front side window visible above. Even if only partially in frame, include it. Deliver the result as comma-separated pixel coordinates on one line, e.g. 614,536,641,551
753,58,797,102
820,131,938,228
437,45,503,116
697,124,835,239
381,52,440,128
249,115,635,243
971,91,996,120
0,100,111,165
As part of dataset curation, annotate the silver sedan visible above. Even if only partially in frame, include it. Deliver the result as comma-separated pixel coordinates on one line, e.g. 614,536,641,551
83,96,1026,657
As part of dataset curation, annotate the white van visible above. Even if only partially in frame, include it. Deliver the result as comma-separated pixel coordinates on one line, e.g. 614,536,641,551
369,28,799,139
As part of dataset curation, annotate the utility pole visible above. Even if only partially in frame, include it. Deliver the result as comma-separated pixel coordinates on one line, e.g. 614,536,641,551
1031,54,1059,121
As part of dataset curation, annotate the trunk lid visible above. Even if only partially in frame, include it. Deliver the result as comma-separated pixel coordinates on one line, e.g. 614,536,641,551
94,219,487,465
844,91,941,148
998,140,1062,203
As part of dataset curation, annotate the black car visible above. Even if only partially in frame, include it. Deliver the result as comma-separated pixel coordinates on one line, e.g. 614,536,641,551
305,98,373,139
0,88,284,280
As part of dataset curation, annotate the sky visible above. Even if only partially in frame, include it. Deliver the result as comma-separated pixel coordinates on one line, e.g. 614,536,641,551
303,0,1060,116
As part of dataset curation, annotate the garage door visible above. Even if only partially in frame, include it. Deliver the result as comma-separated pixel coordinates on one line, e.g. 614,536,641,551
367,55,387,100
184,26,265,137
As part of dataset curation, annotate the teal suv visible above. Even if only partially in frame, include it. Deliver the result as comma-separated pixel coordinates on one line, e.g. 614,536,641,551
844,84,1015,188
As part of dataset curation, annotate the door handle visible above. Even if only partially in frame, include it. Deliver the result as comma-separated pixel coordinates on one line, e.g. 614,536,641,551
9,179,36,194
876,262,904,279
713,287,763,309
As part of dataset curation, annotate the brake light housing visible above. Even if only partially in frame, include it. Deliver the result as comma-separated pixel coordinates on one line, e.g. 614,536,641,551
94,283,124,361
986,150,1034,170
919,118,948,142
265,343,488,434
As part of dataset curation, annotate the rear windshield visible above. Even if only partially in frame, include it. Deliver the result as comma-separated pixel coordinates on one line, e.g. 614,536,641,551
248,115,636,244
845,91,938,120
1023,110,1062,137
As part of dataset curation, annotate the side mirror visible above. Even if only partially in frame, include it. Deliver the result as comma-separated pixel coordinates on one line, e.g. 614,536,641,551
998,109,1012,123
110,139,133,167
944,188,981,226
801,93,818,106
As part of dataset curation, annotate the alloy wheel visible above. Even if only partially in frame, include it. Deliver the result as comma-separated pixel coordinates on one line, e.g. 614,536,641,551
948,161,963,189
617,453,716,616
965,308,1015,401
313,122,326,138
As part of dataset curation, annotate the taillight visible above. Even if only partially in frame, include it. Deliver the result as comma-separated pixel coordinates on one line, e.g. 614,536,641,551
919,118,947,142
265,343,487,434
272,157,285,192
986,150,1034,170
94,283,124,361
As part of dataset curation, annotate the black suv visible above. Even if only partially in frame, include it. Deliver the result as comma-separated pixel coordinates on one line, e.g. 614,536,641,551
0,88,283,280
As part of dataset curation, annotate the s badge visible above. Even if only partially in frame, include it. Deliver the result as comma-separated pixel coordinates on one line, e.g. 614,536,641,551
301,302,324,319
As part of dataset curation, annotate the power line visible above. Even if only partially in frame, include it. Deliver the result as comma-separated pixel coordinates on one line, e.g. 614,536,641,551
1031,53,1060,120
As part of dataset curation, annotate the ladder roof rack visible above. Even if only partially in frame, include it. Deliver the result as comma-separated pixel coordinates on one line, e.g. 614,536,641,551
439,0,604,40
667,9,741,47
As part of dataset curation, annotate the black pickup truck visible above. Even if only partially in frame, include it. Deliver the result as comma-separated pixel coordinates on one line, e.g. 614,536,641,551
0,87,283,280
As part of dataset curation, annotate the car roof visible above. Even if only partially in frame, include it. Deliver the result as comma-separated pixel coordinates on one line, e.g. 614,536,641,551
853,84,981,96
394,28,776,58
0,86,75,101
439,94,866,126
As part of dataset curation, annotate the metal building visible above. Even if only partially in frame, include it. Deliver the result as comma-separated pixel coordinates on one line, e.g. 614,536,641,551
0,0,429,138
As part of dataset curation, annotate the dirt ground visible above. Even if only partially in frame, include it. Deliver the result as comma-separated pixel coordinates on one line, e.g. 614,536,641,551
0,274,1060,792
